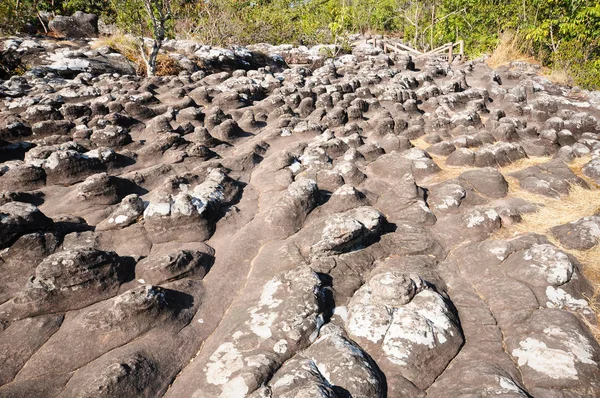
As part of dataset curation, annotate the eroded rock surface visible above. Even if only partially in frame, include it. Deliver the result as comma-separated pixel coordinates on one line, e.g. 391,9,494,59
1,35,600,397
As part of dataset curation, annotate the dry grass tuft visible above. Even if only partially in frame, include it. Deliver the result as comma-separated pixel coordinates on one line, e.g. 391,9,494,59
495,183,600,239
92,34,145,74
91,34,182,77
155,54,182,76
486,32,538,69
583,287,600,341
410,137,430,151
498,156,552,174
543,67,574,87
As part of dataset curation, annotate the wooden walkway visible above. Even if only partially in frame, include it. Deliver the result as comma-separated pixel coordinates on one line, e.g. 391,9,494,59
354,38,465,62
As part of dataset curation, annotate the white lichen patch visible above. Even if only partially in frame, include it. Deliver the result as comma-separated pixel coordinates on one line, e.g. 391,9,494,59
544,326,596,367
497,376,528,396
333,184,358,196
144,201,171,217
489,245,509,261
114,214,128,224
218,376,248,398
273,339,288,354
437,196,459,210
332,306,348,321
313,361,331,383
413,160,429,169
288,160,302,173
513,338,578,379
272,373,297,389
244,354,271,368
346,304,391,343
259,279,283,309
545,286,591,313
524,244,574,285
205,342,244,385
248,310,278,339
466,212,486,228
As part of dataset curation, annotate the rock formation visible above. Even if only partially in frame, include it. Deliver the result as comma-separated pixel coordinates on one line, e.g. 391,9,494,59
1,35,600,397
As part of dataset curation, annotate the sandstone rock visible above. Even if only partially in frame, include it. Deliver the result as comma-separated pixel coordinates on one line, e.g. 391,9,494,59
458,168,508,199
143,169,240,243
96,194,145,231
346,269,463,394
0,248,131,321
551,215,600,250
49,12,99,38
0,201,52,249
136,245,214,284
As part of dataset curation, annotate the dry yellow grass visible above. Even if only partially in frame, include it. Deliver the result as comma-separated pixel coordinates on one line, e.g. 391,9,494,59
495,183,600,239
486,32,539,69
543,67,574,87
413,137,554,184
493,157,600,339
416,143,600,336
91,34,182,76
92,34,146,74
155,54,182,76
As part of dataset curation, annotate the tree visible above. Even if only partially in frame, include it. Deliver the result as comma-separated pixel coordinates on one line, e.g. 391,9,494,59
111,0,173,76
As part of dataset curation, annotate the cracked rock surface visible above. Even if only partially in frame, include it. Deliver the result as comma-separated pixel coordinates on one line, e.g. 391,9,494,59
1,36,600,397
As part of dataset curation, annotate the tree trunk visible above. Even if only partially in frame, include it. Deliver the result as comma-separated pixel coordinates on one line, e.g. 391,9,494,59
147,39,162,76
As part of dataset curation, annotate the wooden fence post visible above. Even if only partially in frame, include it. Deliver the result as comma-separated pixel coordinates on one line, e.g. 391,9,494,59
448,43,454,62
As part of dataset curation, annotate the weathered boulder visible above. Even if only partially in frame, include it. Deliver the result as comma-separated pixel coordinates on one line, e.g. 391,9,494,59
48,12,99,38
0,201,52,249
96,194,145,231
0,248,131,321
346,269,463,394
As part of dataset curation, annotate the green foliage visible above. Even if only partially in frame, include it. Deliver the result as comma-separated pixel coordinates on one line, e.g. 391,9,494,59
0,0,37,35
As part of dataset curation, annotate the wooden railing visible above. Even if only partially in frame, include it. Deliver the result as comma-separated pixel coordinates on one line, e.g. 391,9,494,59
355,38,465,62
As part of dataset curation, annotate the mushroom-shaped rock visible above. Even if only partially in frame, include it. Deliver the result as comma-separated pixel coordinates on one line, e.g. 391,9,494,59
96,194,145,231
428,183,467,215
458,168,509,199
59,352,161,398
550,215,600,250
0,161,46,191
136,247,214,284
582,158,600,184
76,172,126,205
265,324,385,398
143,169,239,243
346,271,463,393
502,243,576,287
0,248,131,321
90,125,132,148
311,207,385,257
433,207,502,249
28,147,109,186
265,178,320,235
0,201,52,249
